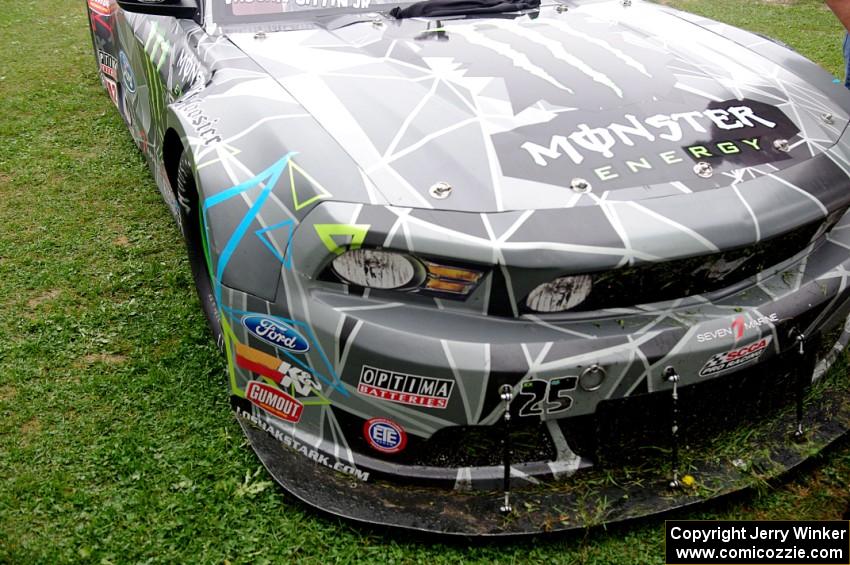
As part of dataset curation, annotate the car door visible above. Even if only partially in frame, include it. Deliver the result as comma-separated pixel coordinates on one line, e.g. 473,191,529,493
87,1,207,173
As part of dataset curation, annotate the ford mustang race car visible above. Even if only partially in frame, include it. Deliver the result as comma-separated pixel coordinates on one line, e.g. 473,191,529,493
88,0,850,535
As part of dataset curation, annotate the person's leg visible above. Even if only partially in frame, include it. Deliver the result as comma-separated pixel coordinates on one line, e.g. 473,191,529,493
844,32,850,89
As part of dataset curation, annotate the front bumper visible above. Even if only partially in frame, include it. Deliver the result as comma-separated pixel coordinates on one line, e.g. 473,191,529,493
222,201,850,534
237,354,850,535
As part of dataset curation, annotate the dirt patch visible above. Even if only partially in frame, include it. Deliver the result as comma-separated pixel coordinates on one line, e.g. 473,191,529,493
114,235,130,247
20,417,41,445
78,353,128,366
0,385,16,401
27,289,61,309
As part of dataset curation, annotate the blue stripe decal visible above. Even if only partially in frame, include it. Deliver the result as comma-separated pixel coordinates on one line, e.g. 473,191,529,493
201,153,295,304
255,219,295,269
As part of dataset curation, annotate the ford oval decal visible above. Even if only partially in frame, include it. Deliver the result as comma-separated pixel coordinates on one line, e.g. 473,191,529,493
241,315,310,354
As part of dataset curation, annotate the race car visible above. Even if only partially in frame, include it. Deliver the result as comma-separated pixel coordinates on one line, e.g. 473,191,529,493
87,0,850,535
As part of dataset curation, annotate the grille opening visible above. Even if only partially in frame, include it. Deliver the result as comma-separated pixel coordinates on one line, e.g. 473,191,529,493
524,221,821,314
412,420,556,468
558,348,817,467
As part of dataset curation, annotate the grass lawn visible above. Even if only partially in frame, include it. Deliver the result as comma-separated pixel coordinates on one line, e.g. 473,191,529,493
1,0,850,563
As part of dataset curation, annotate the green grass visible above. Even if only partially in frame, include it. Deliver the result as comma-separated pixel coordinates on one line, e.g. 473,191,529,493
1,0,849,563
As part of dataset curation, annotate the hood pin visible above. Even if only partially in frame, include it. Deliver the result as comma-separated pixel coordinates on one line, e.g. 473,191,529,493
429,181,453,199
569,178,592,193
774,138,790,152
822,113,834,125
693,161,713,178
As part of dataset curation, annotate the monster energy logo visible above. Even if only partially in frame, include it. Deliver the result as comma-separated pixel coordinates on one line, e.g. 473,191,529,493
521,105,777,167
144,21,170,71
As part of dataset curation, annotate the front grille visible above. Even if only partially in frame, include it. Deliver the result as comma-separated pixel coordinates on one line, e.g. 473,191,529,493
559,348,816,467
411,420,556,468
528,221,821,313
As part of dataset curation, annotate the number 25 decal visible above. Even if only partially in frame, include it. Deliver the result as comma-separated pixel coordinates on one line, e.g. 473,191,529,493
516,377,578,418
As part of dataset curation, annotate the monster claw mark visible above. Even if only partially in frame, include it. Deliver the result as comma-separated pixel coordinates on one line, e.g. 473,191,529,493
144,21,171,72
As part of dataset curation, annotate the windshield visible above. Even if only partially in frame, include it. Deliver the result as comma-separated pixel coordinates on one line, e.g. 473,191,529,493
213,0,395,21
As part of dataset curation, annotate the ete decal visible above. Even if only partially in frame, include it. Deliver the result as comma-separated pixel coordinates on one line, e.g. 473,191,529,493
496,99,800,190
242,315,310,353
363,418,407,454
233,399,369,481
98,50,117,80
358,365,454,409
699,336,773,377
246,381,303,423
696,313,780,343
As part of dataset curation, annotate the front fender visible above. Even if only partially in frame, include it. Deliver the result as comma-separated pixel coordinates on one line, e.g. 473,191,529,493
166,48,388,301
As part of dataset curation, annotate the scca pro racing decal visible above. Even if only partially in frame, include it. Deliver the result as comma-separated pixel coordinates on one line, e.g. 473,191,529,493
699,336,773,377
363,418,407,454
246,381,303,423
358,365,454,409
242,315,310,354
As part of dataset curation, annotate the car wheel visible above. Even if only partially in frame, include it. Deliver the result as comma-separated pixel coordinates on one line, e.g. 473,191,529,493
176,152,224,351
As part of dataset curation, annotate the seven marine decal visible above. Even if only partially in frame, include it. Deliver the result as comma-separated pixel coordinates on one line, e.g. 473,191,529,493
696,313,780,343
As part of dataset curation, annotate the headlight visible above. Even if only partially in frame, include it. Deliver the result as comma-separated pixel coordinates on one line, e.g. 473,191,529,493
526,275,593,313
332,249,421,289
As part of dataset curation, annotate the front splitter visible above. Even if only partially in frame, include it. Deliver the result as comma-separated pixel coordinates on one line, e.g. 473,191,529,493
236,368,850,536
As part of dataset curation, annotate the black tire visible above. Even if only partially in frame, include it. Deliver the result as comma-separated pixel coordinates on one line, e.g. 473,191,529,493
176,152,224,351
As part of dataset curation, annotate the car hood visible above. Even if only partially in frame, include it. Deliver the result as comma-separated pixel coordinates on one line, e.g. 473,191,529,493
226,0,850,213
